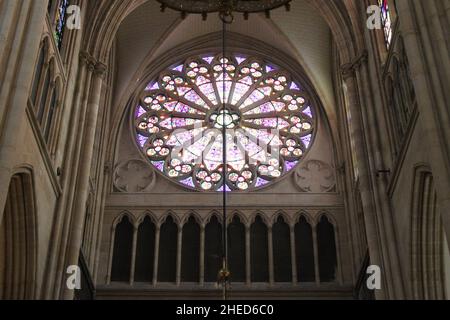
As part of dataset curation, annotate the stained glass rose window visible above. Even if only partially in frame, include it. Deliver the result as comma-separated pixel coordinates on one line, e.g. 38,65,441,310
134,53,315,191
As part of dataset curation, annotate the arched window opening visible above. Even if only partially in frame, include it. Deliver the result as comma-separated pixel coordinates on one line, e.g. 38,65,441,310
205,215,222,282
111,216,134,282
157,216,178,282
317,216,338,282
53,0,70,50
295,216,315,282
378,0,393,48
31,44,46,106
228,216,246,282
250,215,269,282
134,217,155,283
273,216,292,282
36,69,51,125
44,85,58,142
181,216,200,282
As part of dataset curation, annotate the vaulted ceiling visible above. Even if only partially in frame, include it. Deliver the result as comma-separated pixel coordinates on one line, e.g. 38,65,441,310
83,0,364,134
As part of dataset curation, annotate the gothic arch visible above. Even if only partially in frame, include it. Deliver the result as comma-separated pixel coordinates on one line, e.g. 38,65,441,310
205,210,223,225
83,0,360,65
137,210,158,226
0,168,38,299
410,164,446,299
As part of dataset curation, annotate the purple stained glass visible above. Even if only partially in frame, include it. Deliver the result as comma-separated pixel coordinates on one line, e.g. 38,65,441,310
256,178,270,187
285,160,298,172
137,135,148,147
134,53,316,192
236,56,246,64
203,56,214,64
151,161,165,172
173,64,184,72
266,65,275,73
177,87,191,96
136,106,146,117
290,82,300,90
303,106,313,118
180,177,195,188
302,134,312,148
218,184,232,192
146,82,159,91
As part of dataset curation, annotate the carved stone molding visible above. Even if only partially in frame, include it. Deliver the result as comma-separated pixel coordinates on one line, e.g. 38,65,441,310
294,160,336,193
340,50,368,79
114,159,156,192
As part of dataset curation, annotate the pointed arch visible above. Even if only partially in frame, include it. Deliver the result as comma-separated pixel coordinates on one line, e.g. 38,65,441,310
228,215,246,282
272,215,292,282
295,215,315,283
110,214,134,282
204,214,222,282
157,215,178,282
317,215,338,282
250,215,269,283
411,165,446,299
0,169,37,299
134,216,156,283
181,216,200,282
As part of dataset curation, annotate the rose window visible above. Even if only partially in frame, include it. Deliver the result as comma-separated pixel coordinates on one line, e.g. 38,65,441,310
134,53,315,191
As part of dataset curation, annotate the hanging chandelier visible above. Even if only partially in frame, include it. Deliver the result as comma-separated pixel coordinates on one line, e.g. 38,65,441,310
158,0,291,22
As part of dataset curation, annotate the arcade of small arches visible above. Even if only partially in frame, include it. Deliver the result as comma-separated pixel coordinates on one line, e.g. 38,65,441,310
108,210,339,286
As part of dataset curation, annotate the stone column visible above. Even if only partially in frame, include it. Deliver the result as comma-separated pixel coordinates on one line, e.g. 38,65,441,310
44,52,94,299
245,225,251,285
340,65,391,299
312,224,320,286
267,226,274,285
129,225,138,285
289,224,297,284
105,224,116,285
62,61,106,299
153,225,161,285
176,226,183,285
199,224,205,286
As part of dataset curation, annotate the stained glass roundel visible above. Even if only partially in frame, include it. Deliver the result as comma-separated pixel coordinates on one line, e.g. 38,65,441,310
134,53,315,191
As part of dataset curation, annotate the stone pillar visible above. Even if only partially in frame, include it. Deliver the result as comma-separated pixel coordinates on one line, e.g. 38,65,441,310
341,65,391,299
105,225,116,285
289,225,297,284
199,224,205,286
312,224,320,286
245,225,251,285
267,226,274,285
62,61,106,299
129,225,138,285
176,226,182,285
153,226,161,286
43,52,94,299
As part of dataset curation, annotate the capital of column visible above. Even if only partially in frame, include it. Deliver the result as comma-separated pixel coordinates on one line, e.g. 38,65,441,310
79,51,108,76
340,50,368,80
94,62,108,77
79,51,96,71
